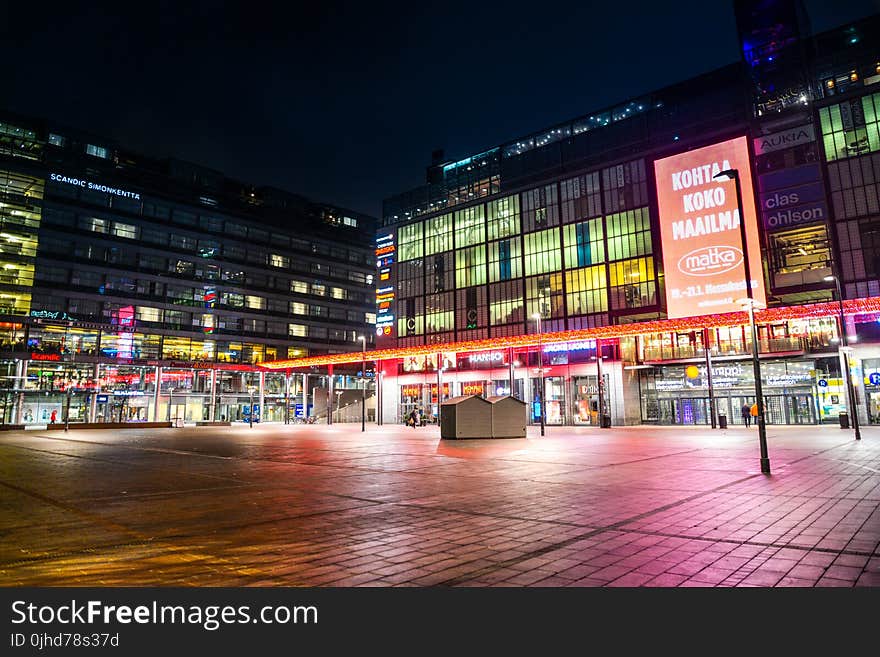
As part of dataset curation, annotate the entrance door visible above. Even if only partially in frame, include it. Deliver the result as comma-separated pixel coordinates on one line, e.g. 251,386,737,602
763,396,786,425
674,398,710,424
785,394,816,424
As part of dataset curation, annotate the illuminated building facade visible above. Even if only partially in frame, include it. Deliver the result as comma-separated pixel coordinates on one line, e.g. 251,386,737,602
353,2,880,427
0,111,376,425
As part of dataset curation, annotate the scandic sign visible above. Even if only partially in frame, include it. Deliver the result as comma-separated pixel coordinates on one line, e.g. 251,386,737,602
654,136,766,319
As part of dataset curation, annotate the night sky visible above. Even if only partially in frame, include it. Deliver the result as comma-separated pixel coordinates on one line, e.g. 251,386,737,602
3,1,878,218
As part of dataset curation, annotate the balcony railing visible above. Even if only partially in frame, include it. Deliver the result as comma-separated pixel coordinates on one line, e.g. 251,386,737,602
642,336,813,361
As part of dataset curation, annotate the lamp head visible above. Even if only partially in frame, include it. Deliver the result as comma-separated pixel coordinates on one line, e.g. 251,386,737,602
713,168,738,182
823,275,835,282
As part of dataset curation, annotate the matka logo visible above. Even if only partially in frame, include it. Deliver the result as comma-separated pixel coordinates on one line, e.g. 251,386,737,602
678,246,742,277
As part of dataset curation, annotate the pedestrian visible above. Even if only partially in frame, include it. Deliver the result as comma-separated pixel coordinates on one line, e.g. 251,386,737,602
408,409,417,428
740,403,751,427
750,402,759,425
50,409,57,424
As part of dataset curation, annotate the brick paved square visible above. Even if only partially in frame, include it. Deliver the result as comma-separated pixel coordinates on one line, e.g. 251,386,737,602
0,424,878,588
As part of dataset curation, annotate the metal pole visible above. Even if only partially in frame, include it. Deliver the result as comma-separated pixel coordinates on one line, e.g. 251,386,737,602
377,366,383,426
719,168,770,474
64,387,71,432
360,337,366,432
437,354,442,427
285,370,291,425
704,328,716,428
508,347,515,398
834,276,861,440
533,315,545,436
168,388,173,422
249,389,253,428
597,338,605,428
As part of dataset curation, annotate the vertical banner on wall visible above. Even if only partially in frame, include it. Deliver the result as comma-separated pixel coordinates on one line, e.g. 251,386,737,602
654,136,765,319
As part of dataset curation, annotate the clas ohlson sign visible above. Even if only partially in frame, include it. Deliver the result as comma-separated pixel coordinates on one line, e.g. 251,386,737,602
49,173,141,200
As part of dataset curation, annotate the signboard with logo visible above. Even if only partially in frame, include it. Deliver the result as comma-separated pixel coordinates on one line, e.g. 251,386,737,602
758,162,828,231
753,124,815,155
654,136,766,318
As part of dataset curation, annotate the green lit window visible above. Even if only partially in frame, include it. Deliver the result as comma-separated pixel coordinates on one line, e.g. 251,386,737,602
454,205,485,247
488,237,522,282
526,273,564,319
398,222,423,261
608,257,656,310
563,218,605,268
487,195,520,240
523,227,561,275
565,265,607,315
819,92,880,162
425,292,454,333
489,281,524,326
606,207,651,261
424,213,452,255
456,245,486,288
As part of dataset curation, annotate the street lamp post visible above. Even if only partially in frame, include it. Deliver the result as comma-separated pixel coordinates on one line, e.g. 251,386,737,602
247,385,255,428
532,313,545,436
824,274,861,440
359,335,366,432
714,168,770,475
64,385,72,432
335,389,343,422
167,387,174,423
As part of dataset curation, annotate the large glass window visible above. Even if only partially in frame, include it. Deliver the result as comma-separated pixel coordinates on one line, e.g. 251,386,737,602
424,213,452,255
424,292,454,334
522,185,559,232
454,205,485,248
526,273,564,319
606,207,652,261
768,225,832,287
560,172,602,223
603,159,648,213
608,257,656,310
455,245,486,288
398,222,423,261
489,280,524,327
565,265,608,316
488,237,522,282
819,92,880,162
487,195,520,240
427,252,453,292
524,227,561,275
563,218,604,268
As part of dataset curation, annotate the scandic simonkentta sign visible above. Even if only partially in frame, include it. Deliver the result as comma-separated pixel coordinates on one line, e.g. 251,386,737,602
654,136,765,319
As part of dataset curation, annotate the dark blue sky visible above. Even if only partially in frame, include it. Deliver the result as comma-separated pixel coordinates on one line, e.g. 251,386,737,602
2,1,878,218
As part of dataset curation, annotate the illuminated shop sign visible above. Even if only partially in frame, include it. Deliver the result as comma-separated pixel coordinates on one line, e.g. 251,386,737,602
461,382,485,395
468,352,504,364
654,136,765,318
31,353,61,361
30,310,77,321
49,173,141,199
544,340,596,353
758,163,828,231
752,124,815,155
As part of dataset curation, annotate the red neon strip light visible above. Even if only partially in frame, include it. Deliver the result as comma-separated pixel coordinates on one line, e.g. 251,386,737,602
259,296,880,370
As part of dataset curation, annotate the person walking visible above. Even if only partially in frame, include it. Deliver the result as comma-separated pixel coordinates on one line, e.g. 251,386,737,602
50,409,57,425
741,403,751,427
750,402,759,426
408,408,418,428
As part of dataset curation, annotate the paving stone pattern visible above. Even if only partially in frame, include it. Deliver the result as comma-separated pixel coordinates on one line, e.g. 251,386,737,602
0,423,878,587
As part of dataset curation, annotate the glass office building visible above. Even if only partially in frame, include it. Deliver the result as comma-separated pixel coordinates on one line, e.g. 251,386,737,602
264,2,880,428
0,113,376,425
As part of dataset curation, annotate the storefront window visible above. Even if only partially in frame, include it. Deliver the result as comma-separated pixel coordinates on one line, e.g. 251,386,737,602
819,92,880,162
